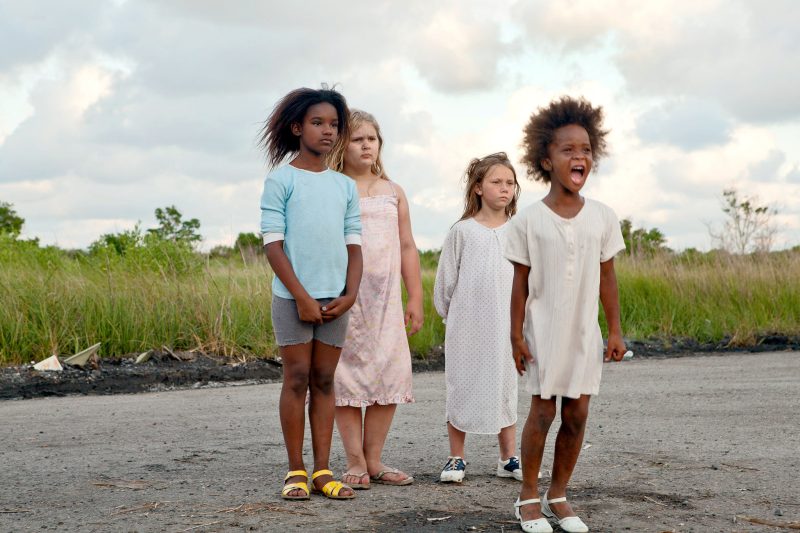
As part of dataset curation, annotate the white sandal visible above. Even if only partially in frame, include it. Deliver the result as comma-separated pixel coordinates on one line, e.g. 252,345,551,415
541,491,588,533
514,497,553,533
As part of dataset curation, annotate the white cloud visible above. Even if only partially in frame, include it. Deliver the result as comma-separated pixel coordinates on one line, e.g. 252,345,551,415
636,98,733,150
513,0,800,123
1,1,799,251
408,9,518,93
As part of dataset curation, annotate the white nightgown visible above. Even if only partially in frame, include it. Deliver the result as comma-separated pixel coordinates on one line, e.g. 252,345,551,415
504,199,625,399
433,218,517,434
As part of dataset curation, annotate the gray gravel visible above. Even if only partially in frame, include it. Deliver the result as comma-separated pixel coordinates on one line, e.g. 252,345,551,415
1,351,798,532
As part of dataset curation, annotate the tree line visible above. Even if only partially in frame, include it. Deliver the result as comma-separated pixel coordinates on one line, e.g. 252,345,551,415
0,188,783,258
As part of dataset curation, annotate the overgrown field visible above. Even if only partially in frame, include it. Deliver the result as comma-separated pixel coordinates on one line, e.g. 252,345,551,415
1,241,798,365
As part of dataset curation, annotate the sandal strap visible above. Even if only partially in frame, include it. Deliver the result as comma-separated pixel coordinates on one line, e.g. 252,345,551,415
515,497,541,507
322,480,345,496
312,469,333,480
547,496,567,504
282,482,309,495
284,470,308,481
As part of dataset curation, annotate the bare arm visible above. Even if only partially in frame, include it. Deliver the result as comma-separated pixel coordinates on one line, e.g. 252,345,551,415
599,258,626,362
265,241,322,324
395,185,423,335
510,261,533,375
320,244,363,322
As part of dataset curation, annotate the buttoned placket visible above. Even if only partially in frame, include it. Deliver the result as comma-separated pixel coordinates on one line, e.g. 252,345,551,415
565,220,575,282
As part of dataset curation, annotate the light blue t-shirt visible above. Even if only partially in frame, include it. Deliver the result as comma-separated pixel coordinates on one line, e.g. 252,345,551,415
260,164,362,300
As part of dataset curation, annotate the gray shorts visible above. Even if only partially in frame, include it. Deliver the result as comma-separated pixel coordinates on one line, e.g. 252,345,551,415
271,295,350,348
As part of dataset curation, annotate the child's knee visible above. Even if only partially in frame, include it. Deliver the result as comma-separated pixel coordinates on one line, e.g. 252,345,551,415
309,371,335,394
283,368,310,395
529,401,557,429
561,402,589,430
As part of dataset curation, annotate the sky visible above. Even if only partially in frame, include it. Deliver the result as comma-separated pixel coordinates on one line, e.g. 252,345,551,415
1,0,799,251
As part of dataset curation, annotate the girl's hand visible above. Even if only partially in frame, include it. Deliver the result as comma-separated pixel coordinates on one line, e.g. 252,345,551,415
297,296,324,324
321,294,356,321
404,298,424,336
512,336,533,376
604,333,626,362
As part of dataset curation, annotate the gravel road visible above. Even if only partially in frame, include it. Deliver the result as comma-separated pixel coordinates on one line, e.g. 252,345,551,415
1,351,798,532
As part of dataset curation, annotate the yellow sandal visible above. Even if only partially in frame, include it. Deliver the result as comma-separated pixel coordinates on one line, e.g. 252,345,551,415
281,470,310,500
311,469,355,500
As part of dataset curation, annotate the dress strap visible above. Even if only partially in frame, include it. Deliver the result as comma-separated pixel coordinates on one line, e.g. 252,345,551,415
387,180,398,198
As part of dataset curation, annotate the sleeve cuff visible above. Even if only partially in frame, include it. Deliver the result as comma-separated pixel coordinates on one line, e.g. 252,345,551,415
504,253,530,266
600,244,626,262
262,232,284,245
344,234,362,246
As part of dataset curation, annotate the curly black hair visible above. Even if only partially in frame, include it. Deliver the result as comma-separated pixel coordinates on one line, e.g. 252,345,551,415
258,86,350,168
520,96,609,183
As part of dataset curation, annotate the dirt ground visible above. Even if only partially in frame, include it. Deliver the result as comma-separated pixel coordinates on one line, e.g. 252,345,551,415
1,351,798,532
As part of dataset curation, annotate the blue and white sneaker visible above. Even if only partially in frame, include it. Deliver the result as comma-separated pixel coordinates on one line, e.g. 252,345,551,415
497,456,542,480
497,456,523,480
440,456,466,482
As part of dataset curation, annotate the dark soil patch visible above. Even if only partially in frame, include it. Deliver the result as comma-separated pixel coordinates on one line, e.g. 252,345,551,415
1,335,797,401
624,333,800,358
0,351,282,400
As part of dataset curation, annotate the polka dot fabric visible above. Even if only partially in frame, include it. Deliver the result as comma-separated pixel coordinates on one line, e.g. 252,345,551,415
434,218,517,434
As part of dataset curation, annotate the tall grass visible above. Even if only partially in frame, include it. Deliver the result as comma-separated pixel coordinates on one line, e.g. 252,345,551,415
613,251,800,344
0,239,275,364
1,239,798,365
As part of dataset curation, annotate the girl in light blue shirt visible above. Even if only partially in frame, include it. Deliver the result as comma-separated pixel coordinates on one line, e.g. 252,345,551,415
259,86,362,502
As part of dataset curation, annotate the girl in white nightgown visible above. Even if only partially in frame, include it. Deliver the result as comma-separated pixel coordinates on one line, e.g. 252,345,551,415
434,152,522,484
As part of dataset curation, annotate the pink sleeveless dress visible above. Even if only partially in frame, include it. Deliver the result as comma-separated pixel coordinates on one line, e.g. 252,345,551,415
334,188,414,406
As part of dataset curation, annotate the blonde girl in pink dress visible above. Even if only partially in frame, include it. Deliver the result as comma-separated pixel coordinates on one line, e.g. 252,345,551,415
328,110,424,489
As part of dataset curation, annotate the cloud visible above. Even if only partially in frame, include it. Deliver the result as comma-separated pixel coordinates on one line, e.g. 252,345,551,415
408,9,518,93
0,1,110,72
512,0,800,123
786,165,800,184
636,98,733,150
746,149,785,183
1,1,799,252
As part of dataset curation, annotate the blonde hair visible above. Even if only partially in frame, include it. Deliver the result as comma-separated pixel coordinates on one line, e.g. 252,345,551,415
459,152,520,221
327,109,389,180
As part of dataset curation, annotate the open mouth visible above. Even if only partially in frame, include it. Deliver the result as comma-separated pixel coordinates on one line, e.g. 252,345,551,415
570,165,585,185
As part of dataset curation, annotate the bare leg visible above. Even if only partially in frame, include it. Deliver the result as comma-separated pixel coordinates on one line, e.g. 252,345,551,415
518,396,556,521
447,422,467,459
364,404,409,482
279,342,313,497
308,340,354,497
548,394,591,518
498,423,517,460
334,406,368,485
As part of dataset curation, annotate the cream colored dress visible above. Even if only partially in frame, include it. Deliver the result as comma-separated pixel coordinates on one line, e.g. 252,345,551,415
504,199,625,399
434,218,517,434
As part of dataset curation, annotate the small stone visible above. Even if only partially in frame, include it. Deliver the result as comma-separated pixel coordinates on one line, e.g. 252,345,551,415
774,508,784,516
711,464,719,470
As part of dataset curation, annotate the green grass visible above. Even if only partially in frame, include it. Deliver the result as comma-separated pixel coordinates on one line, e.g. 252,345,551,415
612,251,800,345
1,240,798,365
